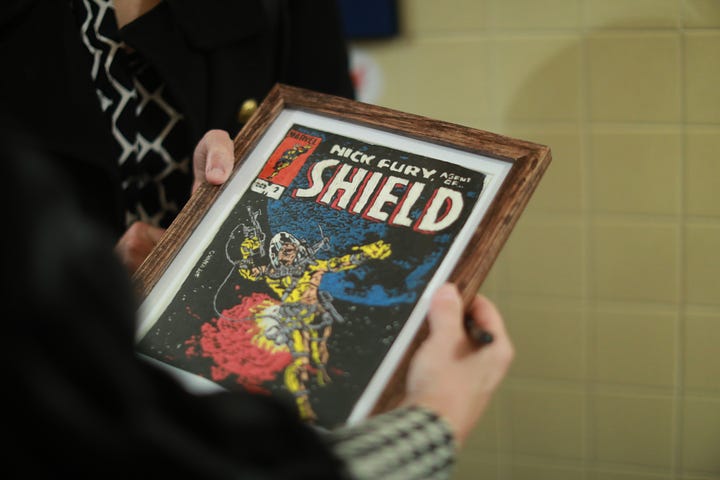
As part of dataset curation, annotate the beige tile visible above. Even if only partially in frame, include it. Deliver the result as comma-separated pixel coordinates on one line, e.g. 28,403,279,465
462,399,499,452
685,128,720,218
349,43,410,109
480,257,502,297
684,225,720,305
681,397,720,472
404,38,493,121
496,386,514,452
362,41,421,113
365,38,494,122
587,33,681,122
485,235,513,294
681,476,720,480
509,387,585,458
591,222,679,303
461,118,506,136
512,463,586,480
684,0,720,28
685,32,720,124
585,0,679,28
403,0,489,33
592,393,674,467
491,35,582,121
503,220,584,297
589,128,681,215
504,127,584,214
591,308,677,387
591,470,672,480
684,312,720,391
452,456,498,480
489,0,581,29
506,303,585,381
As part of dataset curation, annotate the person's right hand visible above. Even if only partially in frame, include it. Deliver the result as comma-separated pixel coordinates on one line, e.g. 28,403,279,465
113,130,235,275
403,283,514,446
114,221,165,274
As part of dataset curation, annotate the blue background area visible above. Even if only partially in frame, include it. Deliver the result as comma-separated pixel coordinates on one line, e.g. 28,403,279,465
266,192,425,306
338,0,398,38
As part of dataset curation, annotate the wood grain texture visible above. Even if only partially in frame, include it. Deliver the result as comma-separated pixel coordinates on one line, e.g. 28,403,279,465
132,83,552,419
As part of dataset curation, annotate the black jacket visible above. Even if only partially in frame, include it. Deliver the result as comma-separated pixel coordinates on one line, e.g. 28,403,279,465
2,120,348,479
0,0,354,237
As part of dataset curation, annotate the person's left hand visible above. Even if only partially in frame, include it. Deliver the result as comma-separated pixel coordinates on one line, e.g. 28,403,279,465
191,129,235,193
114,221,165,274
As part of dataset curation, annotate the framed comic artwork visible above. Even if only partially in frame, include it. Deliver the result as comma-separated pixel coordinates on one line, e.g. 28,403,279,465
133,83,552,429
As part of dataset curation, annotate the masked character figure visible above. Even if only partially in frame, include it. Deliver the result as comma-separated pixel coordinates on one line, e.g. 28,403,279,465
237,231,391,421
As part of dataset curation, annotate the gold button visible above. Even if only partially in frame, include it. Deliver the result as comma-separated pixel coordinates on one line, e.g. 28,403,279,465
237,98,258,124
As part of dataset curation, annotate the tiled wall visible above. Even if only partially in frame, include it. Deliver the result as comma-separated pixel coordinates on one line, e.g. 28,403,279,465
349,1,720,478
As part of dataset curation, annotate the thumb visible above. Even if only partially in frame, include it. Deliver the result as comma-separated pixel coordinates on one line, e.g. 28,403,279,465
192,130,234,192
426,283,466,344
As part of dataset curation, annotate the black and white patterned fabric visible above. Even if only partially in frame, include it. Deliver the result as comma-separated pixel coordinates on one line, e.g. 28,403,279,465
330,406,456,480
74,0,191,228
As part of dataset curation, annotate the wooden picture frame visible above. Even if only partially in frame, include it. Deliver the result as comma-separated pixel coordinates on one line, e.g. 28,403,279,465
133,83,551,428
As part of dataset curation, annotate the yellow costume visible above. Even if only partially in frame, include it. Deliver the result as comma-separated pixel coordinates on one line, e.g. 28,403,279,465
238,233,391,421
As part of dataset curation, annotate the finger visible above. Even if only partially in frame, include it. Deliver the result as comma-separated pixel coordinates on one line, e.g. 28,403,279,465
204,134,234,185
468,295,507,341
115,222,165,274
192,130,234,191
426,283,465,343
468,294,515,362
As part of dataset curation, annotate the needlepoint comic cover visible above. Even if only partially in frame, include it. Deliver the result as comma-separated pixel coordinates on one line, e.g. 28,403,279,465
136,123,488,428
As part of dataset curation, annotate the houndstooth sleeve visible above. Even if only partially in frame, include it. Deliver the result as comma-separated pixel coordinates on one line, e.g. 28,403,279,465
326,406,457,480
